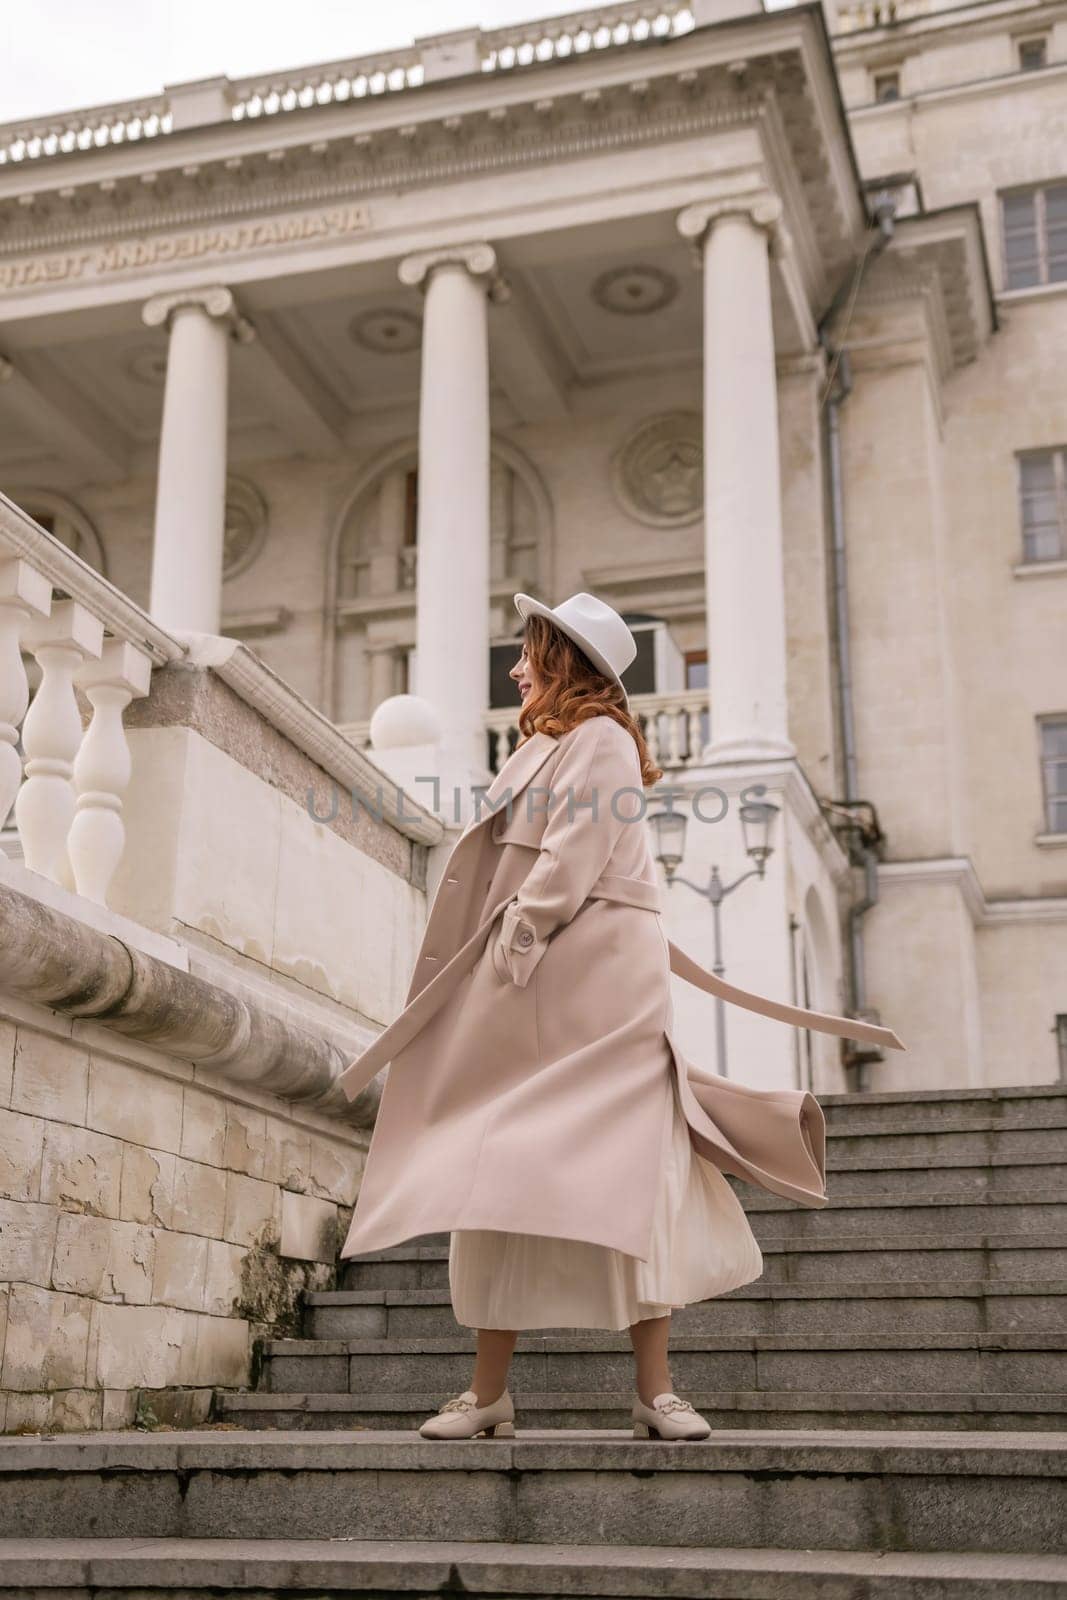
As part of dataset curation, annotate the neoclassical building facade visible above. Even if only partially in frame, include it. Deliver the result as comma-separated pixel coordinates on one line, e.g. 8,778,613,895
0,0,1064,1097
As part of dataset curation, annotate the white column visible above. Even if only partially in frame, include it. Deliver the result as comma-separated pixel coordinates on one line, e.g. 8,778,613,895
398,243,496,780
142,286,250,636
677,193,796,764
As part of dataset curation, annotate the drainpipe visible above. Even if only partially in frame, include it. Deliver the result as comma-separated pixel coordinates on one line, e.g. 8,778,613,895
817,191,897,1091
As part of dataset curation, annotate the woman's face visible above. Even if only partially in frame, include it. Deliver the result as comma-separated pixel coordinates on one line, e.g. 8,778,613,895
509,638,541,704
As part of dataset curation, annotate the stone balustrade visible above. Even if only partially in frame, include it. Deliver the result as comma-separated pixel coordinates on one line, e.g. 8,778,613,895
834,0,933,31
0,1,698,163
0,493,184,908
341,686,711,777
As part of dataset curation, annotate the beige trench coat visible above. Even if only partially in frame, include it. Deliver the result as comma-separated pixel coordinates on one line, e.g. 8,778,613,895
338,715,906,1263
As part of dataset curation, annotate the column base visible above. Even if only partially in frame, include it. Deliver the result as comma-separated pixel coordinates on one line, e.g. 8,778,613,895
701,733,798,764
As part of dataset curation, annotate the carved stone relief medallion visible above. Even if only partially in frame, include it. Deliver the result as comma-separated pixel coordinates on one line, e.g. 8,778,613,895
223,476,268,579
611,412,703,527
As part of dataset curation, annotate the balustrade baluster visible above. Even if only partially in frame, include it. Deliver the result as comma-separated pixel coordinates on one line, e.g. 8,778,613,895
16,600,103,886
69,640,152,906
0,559,52,847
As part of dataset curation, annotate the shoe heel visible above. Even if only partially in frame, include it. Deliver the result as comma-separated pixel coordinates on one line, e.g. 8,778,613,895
633,1420,654,1439
485,1420,515,1438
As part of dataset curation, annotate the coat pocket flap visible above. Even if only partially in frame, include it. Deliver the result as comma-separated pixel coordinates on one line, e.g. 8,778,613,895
490,803,548,848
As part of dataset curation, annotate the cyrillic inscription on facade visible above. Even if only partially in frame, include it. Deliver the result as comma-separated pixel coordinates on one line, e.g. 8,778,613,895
0,204,371,291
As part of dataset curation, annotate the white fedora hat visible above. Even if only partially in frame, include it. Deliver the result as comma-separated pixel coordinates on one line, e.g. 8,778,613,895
513,590,637,702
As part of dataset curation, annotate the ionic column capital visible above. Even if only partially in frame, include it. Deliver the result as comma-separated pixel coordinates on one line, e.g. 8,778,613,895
142,285,255,343
398,242,498,292
677,190,788,262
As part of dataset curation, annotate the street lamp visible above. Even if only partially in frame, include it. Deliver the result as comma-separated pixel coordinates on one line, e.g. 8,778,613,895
648,790,779,1077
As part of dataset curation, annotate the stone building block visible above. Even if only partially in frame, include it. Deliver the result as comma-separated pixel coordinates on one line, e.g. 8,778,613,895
10,1031,89,1125
86,1057,184,1153
307,1134,360,1205
0,1108,45,1202
204,1238,246,1318
280,1188,337,1263
0,1019,15,1106
192,1312,250,1387
0,1198,58,1286
40,1123,122,1216
52,1213,154,1303
222,1101,268,1179
180,1086,226,1167
88,1301,196,1389
262,1121,312,1190
119,1144,175,1227
6,1386,102,1433
1,1283,91,1390
101,1388,137,1429
223,1171,280,1248
171,1156,226,1237
151,1228,209,1312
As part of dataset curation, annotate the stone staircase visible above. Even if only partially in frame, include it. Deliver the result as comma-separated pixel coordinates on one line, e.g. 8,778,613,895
1,1086,1064,1597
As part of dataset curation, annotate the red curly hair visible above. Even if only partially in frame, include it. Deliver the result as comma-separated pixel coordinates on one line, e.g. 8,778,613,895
514,611,663,789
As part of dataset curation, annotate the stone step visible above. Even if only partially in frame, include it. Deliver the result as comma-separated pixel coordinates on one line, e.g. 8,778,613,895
718,1190,1067,1238
822,1155,1062,1199
3,1536,1064,1598
340,1231,1067,1291
817,1086,1067,1132
262,1328,1066,1399
306,1277,1067,1339
821,1120,1067,1170
1,1430,1063,1555
218,1387,1067,1434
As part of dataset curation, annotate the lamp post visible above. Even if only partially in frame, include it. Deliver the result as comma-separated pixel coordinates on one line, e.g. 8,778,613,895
648,790,779,1077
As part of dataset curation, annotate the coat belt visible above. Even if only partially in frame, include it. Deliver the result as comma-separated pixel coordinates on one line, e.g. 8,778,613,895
587,871,663,912
336,881,904,1104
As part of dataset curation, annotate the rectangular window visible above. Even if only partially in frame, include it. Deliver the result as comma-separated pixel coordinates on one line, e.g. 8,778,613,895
1040,717,1067,835
1018,448,1067,562
1018,35,1048,71
873,70,901,102
684,650,708,691
1002,182,1067,289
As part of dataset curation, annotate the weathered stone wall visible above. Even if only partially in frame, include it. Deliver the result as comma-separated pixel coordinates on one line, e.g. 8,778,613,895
0,1008,368,1433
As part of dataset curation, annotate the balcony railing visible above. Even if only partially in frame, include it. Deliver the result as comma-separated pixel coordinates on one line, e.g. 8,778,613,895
340,685,710,779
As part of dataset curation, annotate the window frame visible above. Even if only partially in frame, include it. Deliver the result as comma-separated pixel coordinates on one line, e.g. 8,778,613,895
1017,446,1067,564
1001,180,1067,290
1038,714,1067,837
1016,32,1049,71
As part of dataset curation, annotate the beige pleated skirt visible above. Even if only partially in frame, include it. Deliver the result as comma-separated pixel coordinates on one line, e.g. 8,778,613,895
448,1071,764,1332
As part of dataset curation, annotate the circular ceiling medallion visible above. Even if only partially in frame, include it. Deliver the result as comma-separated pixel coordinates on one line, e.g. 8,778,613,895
612,413,703,528
224,476,268,580
349,306,422,355
126,346,168,386
591,264,678,317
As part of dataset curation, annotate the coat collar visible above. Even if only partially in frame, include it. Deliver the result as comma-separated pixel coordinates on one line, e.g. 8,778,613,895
460,729,560,837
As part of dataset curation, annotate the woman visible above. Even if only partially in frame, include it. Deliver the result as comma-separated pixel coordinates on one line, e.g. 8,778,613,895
336,591,906,1443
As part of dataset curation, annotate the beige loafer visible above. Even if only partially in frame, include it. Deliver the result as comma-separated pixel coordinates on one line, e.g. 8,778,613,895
632,1390,712,1440
419,1387,516,1439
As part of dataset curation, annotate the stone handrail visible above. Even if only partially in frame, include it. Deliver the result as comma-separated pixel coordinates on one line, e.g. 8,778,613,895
1,2,696,163
0,875,379,1127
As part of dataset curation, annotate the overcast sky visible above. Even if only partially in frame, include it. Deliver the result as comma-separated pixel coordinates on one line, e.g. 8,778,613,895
3,0,796,125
